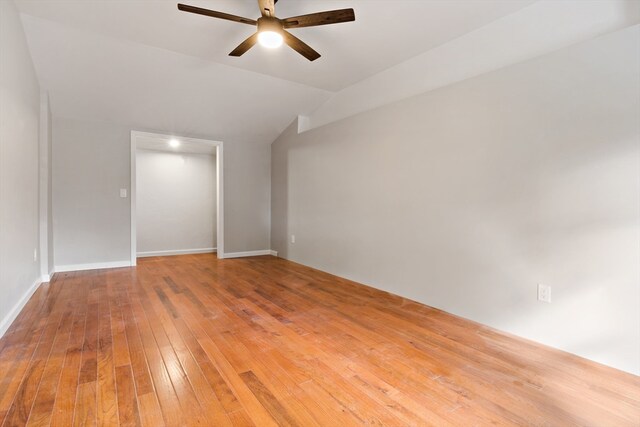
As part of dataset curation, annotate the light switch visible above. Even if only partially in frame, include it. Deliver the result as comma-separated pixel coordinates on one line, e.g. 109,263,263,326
120,188,127,198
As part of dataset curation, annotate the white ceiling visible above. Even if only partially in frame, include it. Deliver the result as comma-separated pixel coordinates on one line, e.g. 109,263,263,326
305,0,640,130
21,0,631,146
20,13,331,144
16,0,534,91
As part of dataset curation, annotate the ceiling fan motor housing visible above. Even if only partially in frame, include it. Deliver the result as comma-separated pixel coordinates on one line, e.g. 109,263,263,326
257,17,283,35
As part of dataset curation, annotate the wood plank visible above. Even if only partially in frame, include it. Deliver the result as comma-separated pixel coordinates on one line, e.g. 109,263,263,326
114,365,141,427
96,283,118,426
238,371,299,427
73,381,97,427
109,275,132,369
127,292,182,427
25,309,76,427
50,277,90,427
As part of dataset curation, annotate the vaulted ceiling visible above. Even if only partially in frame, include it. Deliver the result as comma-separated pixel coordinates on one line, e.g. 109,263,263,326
17,0,535,90
16,0,636,144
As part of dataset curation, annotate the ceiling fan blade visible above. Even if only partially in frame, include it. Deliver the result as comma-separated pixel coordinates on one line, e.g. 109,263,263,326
177,4,257,26
257,0,275,17
282,31,320,61
282,9,355,29
229,33,259,57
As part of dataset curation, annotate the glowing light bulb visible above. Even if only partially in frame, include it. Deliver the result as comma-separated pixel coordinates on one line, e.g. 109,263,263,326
169,139,180,148
258,31,283,49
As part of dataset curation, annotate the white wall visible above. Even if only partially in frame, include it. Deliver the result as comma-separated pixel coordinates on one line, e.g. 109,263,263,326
136,149,216,255
271,26,640,374
52,117,271,268
0,0,42,334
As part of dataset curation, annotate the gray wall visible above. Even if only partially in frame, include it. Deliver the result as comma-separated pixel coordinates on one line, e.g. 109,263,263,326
46,98,53,272
39,92,53,277
53,118,132,266
53,117,271,267
0,0,42,332
136,149,216,255
271,26,640,374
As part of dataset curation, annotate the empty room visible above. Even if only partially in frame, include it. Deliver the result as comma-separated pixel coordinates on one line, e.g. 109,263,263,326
0,0,638,425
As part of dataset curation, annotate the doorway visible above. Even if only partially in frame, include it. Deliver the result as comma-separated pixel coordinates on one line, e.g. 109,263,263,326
130,131,224,265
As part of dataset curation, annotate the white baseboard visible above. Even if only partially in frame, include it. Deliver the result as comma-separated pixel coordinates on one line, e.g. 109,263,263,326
137,247,216,258
41,274,51,283
222,249,278,259
54,260,132,273
0,275,43,338
270,250,278,257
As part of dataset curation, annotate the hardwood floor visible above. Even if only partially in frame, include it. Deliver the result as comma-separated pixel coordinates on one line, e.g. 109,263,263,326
0,254,638,426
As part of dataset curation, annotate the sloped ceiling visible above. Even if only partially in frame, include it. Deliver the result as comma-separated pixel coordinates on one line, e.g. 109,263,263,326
304,0,640,130
20,13,331,143
16,0,534,144
16,0,535,91
17,1,638,145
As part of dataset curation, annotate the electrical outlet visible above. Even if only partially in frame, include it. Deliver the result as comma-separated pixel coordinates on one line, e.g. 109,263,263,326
33,248,38,262
120,188,127,198
291,234,296,244
537,284,551,303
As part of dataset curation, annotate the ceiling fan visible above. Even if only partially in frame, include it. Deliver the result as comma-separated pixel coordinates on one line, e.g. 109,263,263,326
177,0,355,61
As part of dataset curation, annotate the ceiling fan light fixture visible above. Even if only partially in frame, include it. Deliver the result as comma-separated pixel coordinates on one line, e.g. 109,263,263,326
178,2,356,61
257,17,284,49
258,30,283,48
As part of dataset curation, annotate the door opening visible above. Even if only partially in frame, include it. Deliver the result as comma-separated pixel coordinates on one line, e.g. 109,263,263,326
130,131,224,264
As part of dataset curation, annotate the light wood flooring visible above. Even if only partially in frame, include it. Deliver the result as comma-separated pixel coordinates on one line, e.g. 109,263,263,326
0,254,638,426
